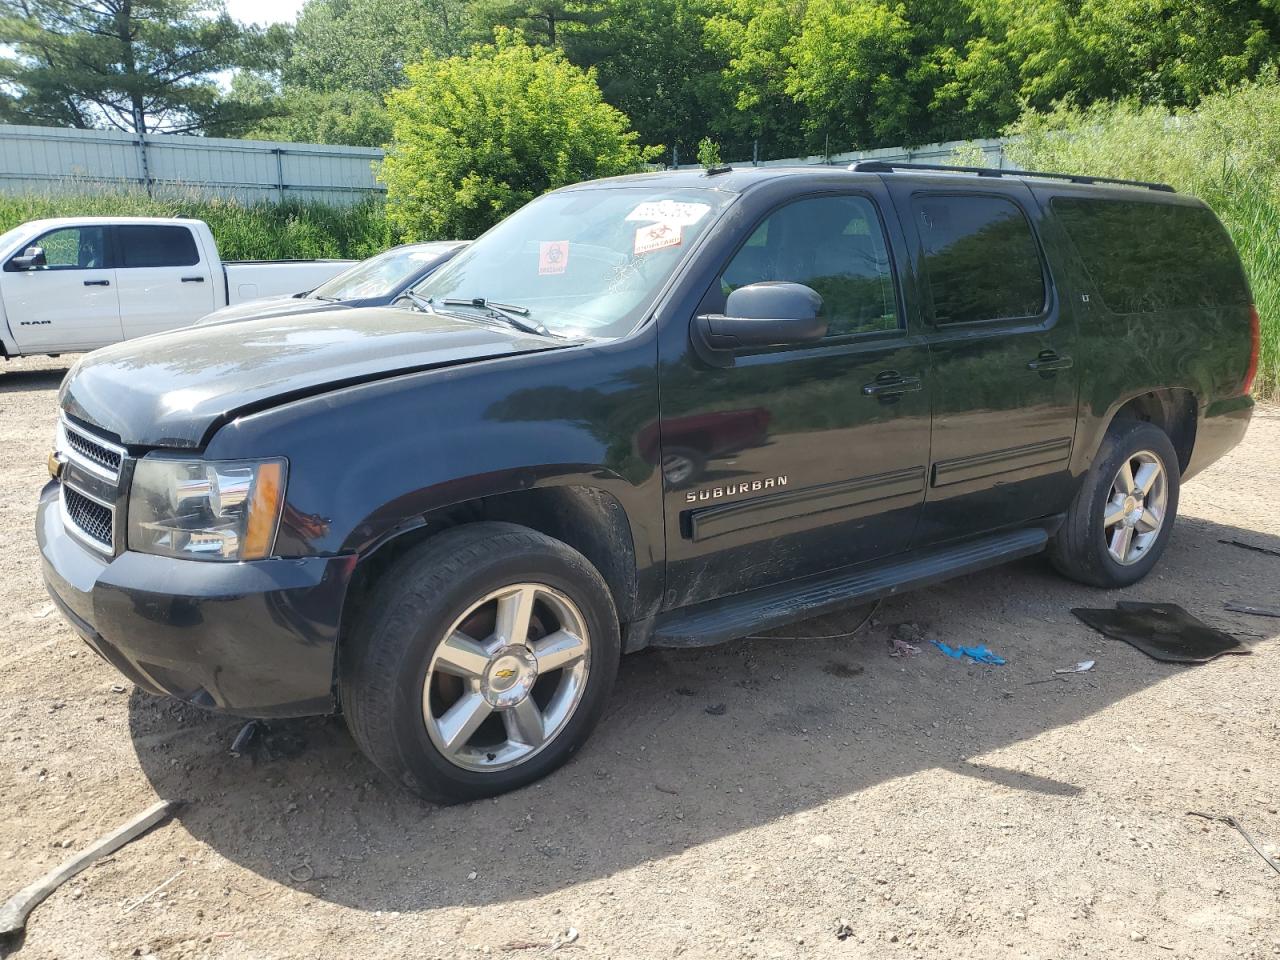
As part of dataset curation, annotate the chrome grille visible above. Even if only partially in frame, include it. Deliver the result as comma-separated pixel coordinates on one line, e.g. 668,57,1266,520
63,486,114,549
58,418,125,482
63,424,122,474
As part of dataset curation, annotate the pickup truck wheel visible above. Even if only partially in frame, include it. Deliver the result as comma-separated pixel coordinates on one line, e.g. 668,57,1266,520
1049,420,1181,588
340,522,620,803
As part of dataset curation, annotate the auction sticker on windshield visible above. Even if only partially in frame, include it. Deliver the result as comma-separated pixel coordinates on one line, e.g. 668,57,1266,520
626,200,710,226
539,240,569,275
634,222,682,255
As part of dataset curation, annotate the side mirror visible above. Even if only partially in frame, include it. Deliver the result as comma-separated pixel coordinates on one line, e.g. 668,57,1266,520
695,282,827,350
10,246,46,271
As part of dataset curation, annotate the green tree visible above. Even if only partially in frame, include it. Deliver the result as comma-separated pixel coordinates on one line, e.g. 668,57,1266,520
0,0,270,133
241,86,393,146
569,0,735,163
382,32,658,240
287,0,470,95
984,0,1280,111
467,0,605,48
704,0,808,157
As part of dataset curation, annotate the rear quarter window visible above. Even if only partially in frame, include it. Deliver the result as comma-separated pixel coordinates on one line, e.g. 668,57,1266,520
1050,197,1249,313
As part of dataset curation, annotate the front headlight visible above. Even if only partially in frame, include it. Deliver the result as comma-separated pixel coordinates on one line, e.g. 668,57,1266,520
128,457,287,561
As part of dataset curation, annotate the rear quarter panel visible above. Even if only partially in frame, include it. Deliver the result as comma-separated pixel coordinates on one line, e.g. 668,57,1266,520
1029,183,1255,477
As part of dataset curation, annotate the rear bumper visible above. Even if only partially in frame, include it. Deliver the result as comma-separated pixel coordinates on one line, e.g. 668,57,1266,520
37,481,356,718
1183,394,1254,482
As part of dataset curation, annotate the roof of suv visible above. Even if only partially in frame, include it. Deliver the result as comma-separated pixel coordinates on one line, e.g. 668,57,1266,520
570,162,1181,203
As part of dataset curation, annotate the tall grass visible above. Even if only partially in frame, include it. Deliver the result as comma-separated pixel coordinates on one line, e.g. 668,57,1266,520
0,187,392,261
1004,78,1280,397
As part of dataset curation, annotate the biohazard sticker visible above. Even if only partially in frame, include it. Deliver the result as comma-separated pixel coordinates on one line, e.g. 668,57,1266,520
539,240,569,275
633,221,682,255
626,200,711,226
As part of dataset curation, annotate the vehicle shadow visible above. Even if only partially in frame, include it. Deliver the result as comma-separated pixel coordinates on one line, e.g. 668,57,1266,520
0,365,69,392
128,514,1279,911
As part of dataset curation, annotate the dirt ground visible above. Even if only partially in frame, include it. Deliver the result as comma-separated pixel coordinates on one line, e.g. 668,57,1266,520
1,354,1277,960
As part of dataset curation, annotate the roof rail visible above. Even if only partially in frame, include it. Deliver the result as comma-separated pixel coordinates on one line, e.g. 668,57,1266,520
847,160,1176,193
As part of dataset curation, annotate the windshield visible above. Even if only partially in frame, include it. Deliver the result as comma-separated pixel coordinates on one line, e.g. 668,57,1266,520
410,185,735,338
311,243,461,300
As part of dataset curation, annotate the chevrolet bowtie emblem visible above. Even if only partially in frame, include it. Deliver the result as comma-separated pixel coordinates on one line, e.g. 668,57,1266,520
47,451,65,480
493,668,517,680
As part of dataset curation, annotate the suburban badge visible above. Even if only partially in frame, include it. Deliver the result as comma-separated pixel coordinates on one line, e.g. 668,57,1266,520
685,476,788,504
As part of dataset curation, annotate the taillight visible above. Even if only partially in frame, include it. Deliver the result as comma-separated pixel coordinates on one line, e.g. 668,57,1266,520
1242,304,1260,395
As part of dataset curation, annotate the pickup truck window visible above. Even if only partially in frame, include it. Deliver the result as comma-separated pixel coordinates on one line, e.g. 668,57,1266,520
1050,197,1250,314
719,195,898,338
411,186,734,339
912,195,1046,325
25,226,108,270
117,225,200,269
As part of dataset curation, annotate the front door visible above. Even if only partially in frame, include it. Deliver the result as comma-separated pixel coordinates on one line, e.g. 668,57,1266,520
658,189,932,608
887,183,1081,543
2,225,120,352
115,224,215,338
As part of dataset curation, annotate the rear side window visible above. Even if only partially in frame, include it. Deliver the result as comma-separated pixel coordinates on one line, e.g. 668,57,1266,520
117,225,200,268
911,195,1047,325
1051,197,1249,313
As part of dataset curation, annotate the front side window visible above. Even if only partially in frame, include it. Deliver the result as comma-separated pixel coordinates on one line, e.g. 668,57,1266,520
411,186,735,339
20,226,108,270
912,195,1046,325
117,225,200,268
716,194,899,338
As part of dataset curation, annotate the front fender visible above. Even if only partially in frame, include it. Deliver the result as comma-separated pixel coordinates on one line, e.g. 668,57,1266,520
203,329,664,589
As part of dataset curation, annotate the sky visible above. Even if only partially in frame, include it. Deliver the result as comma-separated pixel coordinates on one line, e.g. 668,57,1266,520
223,0,307,26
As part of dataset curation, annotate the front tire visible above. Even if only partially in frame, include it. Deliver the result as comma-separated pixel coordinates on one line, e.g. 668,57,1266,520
1050,419,1181,588
340,522,621,803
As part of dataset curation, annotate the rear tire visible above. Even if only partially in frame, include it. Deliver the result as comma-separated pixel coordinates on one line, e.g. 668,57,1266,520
340,522,620,803
1049,419,1180,588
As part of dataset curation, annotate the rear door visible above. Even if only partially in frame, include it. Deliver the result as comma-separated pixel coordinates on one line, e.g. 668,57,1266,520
658,185,933,608
885,181,1081,543
1,224,120,352
114,224,216,338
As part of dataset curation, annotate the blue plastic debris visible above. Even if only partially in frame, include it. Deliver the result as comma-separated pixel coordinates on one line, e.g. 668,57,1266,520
930,640,1006,665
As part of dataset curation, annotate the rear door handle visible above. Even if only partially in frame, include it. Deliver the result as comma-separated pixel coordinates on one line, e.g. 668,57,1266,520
1027,350,1073,372
181,276,205,283
83,279,109,287
863,371,923,398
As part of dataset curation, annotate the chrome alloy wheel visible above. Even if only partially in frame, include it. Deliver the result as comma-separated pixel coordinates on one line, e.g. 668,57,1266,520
423,583,591,772
1103,450,1169,565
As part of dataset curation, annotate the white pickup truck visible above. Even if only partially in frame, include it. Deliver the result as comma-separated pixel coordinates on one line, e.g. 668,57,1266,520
0,216,354,358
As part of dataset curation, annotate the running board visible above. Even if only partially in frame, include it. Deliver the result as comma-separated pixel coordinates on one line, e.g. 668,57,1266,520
649,527,1049,649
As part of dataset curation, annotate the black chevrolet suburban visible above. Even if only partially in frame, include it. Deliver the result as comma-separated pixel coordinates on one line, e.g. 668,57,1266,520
38,162,1258,801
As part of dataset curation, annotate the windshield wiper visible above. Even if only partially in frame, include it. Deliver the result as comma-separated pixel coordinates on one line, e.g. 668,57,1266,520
404,290,436,313
441,297,554,337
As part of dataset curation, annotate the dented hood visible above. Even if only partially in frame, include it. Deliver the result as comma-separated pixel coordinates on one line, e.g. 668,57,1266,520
60,307,565,448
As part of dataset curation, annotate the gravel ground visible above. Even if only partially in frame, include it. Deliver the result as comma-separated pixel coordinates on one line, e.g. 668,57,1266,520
1,354,1277,960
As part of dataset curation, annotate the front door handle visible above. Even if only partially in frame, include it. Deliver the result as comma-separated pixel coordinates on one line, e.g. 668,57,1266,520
1027,350,1073,372
863,370,923,398
181,276,205,283
83,279,110,287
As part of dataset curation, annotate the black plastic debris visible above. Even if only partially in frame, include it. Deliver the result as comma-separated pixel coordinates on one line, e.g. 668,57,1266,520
1219,538,1280,559
1225,600,1280,619
1071,602,1251,664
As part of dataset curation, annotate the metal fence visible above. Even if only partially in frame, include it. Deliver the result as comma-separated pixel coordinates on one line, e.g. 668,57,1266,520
673,136,1010,170
0,123,385,206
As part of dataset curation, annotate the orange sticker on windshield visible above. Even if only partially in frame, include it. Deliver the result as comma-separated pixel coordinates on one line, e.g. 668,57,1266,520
634,222,682,255
539,240,569,275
